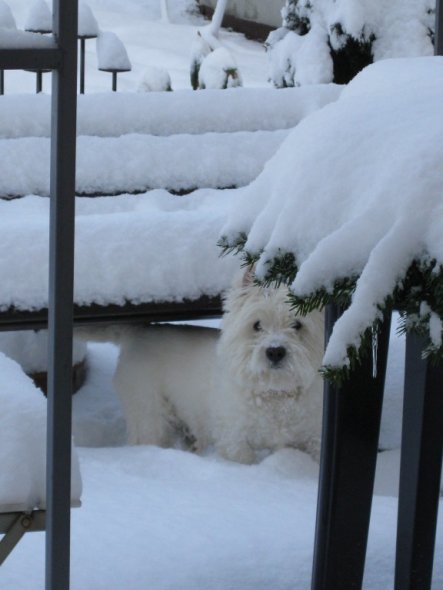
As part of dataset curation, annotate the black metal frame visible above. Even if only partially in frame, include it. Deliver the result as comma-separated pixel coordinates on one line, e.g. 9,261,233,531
0,296,223,332
311,11,443,590
0,1,78,588
311,309,443,590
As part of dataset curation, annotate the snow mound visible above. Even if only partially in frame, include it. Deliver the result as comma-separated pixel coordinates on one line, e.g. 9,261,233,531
0,352,82,510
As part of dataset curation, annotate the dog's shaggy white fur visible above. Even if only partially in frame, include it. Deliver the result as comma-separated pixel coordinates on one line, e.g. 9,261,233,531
84,278,324,463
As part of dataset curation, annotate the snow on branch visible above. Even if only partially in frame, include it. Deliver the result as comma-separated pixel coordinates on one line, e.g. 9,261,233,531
220,57,443,379
267,0,434,86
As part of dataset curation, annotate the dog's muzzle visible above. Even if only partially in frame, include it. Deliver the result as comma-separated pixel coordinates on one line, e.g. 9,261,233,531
266,346,287,366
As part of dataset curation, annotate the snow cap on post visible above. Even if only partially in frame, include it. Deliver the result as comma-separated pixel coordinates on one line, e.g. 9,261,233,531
78,3,99,39
0,0,16,29
24,0,52,34
96,31,131,72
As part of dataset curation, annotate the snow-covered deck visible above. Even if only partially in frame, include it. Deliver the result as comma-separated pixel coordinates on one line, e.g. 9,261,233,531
0,84,342,322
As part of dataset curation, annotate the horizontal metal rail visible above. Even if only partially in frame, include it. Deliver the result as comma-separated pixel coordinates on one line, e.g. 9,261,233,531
0,48,61,70
0,296,223,332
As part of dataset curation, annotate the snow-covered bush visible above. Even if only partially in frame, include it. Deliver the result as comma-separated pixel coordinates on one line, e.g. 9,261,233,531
267,0,435,86
190,30,214,89
189,0,242,90
198,46,242,89
137,65,172,92
220,57,443,381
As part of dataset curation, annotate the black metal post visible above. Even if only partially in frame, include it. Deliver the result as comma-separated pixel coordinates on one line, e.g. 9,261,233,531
37,70,43,93
112,71,117,92
0,70,4,95
394,332,443,590
79,37,85,93
435,0,443,55
311,305,391,590
45,0,78,588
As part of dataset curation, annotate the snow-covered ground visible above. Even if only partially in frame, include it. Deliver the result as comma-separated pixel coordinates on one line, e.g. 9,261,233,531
0,1,442,589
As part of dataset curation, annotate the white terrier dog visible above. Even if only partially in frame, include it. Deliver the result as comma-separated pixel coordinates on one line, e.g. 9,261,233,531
83,274,324,463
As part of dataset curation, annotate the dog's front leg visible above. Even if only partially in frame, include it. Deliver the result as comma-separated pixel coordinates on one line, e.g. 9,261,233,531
215,427,256,464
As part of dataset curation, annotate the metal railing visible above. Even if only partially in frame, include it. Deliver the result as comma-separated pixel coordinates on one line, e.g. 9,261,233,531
310,10,443,589
0,1,78,588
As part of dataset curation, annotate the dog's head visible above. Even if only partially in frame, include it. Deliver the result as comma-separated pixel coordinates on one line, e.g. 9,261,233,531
218,272,324,398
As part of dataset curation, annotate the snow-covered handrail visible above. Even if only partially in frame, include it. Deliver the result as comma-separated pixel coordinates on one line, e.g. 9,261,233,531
0,129,288,197
0,192,239,314
0,85,342,139
220,57,443,380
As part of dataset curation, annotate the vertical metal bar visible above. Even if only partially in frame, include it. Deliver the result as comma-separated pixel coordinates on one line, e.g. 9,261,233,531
36,70,43,93
0,70,4,95
45,0,78,587
394,333,443,590
112,71,117,92
79,38,85,93
435,0,443,55
311,305,391,590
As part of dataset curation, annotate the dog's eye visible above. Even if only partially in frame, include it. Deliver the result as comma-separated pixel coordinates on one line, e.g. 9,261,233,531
292,320,302,331
253,321,262,332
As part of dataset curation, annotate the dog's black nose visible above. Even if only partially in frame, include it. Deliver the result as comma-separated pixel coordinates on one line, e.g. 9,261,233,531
266,346,286,364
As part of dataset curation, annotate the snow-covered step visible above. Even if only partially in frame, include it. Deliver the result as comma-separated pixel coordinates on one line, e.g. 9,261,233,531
0,85,342,139
0,129,288,197
0,192,239,312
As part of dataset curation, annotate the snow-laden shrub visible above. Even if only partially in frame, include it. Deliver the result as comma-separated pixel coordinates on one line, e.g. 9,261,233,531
190,30,214,90
198,47,242,90
267,0,435,86
219,57,443,381
137,66,172,92
189,0,242,90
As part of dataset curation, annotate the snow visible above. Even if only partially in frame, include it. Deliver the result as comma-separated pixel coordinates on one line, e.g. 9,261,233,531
0,191,242,310
0,330,87,373
23,0,51,33
268,0,434,86
0,1,441,588
1,335,441,589
198,46,242,89
96,30,131,71
0,352,81,511
0,85,342,138
221,56,443,370
0,0,16,28
78,3,99,38
137,65,172,92
0,26,54,48
0,129,288,196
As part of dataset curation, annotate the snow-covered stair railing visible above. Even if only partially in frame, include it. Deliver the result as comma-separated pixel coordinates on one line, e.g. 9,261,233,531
0,84,342,324
0,353,82,564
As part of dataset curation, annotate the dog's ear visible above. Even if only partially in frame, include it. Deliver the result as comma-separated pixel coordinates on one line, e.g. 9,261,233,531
242,265,256,287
